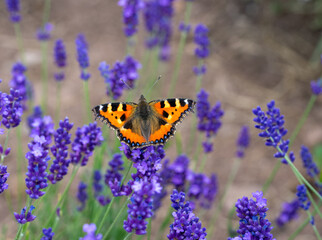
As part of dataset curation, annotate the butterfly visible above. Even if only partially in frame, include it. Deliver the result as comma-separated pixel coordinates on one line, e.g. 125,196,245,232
92,95,196,149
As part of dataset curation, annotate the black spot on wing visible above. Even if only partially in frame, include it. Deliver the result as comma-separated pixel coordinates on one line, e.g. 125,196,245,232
122,104,127,111
158,118,167,126
124,120,133,129
160,101,165,108
111,103,119,111
102,104,108,112
167,99,176,107
162,111,169,118
92,105,101,114
120,114,126,122
179,99,186,107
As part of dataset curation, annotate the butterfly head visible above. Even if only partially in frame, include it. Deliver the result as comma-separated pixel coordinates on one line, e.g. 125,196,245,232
139,95,147,102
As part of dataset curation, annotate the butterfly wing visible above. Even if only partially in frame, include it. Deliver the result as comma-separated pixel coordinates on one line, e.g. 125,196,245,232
92,102,146,147
148,98,196,144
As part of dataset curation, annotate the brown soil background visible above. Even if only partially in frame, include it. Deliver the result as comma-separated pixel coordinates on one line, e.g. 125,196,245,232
0,0,322,239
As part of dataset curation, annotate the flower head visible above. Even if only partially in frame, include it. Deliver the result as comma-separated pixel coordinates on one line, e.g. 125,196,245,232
194,24,210,59
77,181,88,211
276,198,300,227
80,223,102,240
29,115,54,148
36,23,53,41
236,126,250,158
170,155,189,191
300,145,320,178
75,34,90,81
179,22,191,33
167,189,207,240
311,78,322,95
118,0,144,37
296,185,310,211
14,206,36,224
5,0,21,22
41,228,55,240
70,122,103,166
54,39,67,81
1,89,23,129
48,117,74,184
0,165,9,194
232,191,275,240
253,100,295,164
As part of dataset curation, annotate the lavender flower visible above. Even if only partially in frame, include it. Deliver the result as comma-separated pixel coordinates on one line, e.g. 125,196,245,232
75,34,90,80
1,89,23,129
27,106,43,130
54,39,67,81
41,228,55,240
70,122,103,166
10,62,30,108
231,191,275,240
143,0,174,60
14,206,36,224
253,100,295,164
36,23,53,41
193,64,207,76
5,0,21,22
296,185,310,211
0,165,9,194
25,136,50,199
170,155,189,190
92,170,111,206
99,56,141,100
77,181,88,211
29,115,54,149
194,24,210,59
118,0,144,37
300,145,320,178
179,22,191,33
48,117,74,184
236,126,250,158
311,79,322,95
276,198,300,227
124,179,160,235
80,223,102,240
168,189,207,239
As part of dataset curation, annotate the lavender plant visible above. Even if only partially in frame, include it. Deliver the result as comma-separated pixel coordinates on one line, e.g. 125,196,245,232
1,0,322,240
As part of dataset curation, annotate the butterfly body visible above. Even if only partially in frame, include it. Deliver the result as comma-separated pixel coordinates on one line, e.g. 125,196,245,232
92,95,196,149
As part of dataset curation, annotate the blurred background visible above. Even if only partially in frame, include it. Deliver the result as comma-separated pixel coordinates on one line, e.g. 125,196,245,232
0,0,322,239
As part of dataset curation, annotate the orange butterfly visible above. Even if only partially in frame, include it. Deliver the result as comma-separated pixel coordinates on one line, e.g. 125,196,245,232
92,95,196,149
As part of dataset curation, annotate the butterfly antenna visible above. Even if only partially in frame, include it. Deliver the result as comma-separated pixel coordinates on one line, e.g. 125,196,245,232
147,75,161,95
120,78,132,90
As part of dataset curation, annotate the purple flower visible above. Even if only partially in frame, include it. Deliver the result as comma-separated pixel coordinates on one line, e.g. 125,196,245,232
5,0,21,22
99,56,141,100
167,189,207,240
179,22,191,33
118,0,145,37
53,39,67,81
1,89,23,129
0,165,9,194
193,64,207,76
80,223,102,240
25,136,50,199
232,191,275,240
77,181,88,211
236,126,250,158
296,185,310,211
253,100,295,164
14,206,36,224
75,34,90,81
123,179,160,235
311,78,322,95
70,122,103,166
93,170,103,196
170,155,189,191
300,145,319,178
276,198,300,227
36,23,53,41
48,117,74,184
143,0,174,60
29,115,54,148
41,228,55,240
27,106,43,130
194,24,210,59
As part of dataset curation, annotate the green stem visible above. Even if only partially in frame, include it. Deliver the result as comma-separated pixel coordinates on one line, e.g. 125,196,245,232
0,129,10,164
42,0,51,25
96,161,133,233
13,23,25,63
41,41,49,114
15,198,33,240
44,165,80,228
198,154,207,172
261,95,317,195
175,133,182,155
124,233,132,240
102,197,130,239
208,157,241,239
288,201,322,240
147,218,152,240
16,125,24,208
168,1,193,97
55,82,61,126
83,80,92,124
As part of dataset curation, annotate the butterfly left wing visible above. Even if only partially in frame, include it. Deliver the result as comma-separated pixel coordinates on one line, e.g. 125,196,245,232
148,98,196,144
